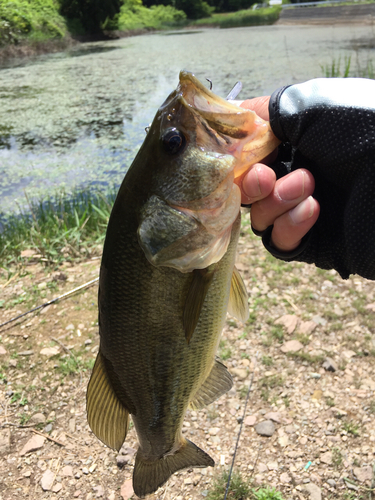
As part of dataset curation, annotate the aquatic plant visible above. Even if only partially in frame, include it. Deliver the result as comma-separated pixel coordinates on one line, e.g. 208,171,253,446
321,55,375,79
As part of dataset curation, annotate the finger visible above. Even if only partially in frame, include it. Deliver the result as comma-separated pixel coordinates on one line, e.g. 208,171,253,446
236,163,276,205
240,96,270,121
270,196,320,251
251,169,315,232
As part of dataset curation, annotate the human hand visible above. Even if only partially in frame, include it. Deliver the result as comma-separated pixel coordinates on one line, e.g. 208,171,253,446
236,97,320,252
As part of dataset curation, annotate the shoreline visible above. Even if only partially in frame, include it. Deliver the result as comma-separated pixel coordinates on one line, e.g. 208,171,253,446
0,28,155,66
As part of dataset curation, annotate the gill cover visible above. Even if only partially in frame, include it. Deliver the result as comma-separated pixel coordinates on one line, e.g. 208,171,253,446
137,71,280,273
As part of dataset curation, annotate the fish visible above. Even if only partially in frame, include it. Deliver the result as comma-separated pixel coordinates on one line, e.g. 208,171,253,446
86,71,280,498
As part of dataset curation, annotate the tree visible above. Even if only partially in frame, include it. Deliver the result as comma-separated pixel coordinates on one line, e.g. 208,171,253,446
58,0,122,34
206,0,255,12
141,0,213,19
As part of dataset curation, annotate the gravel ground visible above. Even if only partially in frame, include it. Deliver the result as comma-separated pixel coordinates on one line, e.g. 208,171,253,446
1,214,375,500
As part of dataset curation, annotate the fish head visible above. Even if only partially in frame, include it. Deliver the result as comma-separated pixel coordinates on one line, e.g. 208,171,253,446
137,71,280,272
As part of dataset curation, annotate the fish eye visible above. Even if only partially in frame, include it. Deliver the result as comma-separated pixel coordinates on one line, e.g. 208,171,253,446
161,127,186,155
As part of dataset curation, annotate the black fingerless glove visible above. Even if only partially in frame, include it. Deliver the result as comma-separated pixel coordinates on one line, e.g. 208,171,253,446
267,78,375,280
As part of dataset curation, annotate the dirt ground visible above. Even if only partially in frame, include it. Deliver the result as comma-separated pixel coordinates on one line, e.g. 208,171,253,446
1,215,375,500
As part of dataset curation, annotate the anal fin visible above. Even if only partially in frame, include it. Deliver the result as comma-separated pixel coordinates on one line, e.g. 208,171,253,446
189,358,233,410
86,349,129,451
133,438,214,498
228,266,249,322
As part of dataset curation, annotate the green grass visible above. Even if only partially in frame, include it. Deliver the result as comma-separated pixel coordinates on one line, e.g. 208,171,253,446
219,339,232,360
287,351,324,365
207,470,251,500
207,470,285,500
342,421,360,436
0,187,116,270
191,6,281,28
253,488,284,500
321,55,375,79
57,354,95,376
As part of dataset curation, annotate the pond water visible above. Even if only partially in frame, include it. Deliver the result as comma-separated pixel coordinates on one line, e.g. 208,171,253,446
0,23,374,214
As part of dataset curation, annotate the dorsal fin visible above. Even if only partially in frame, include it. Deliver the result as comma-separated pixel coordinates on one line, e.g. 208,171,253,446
86,349,130,451
183,267,216,344
228,266,249,322
189,358,233,410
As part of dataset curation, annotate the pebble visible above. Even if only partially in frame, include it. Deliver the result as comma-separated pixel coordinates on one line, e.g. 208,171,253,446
82,467,89,475
43,423,53,433
231,368,248,380
275,314,298,334
93,485,104,497
40,347,59,356
0,346,7,355
267,461,278,470
40,469,55,491
264,411,281,423
280,472,291,483
255,420,275,437
353,466,373,482
303,482,322,500
327,479,336,488
298,320,317,335
320,451,332,465
61,465,73,477
280,340,303,353
69,417,76,433
208,427,220,436
120,479,134,500
258,463,268,473
30,413,46,424
116,455,130,468
322,357,337,372
19,434,45,456
244,415,257,426
52,483,62,493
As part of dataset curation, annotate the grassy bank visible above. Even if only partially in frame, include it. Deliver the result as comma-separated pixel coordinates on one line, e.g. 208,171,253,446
0,0,67,45
0,1,282,61
0,188,117,272
190,6,282,28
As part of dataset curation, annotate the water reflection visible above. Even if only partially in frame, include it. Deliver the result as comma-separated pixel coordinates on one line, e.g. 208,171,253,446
0,24,374,214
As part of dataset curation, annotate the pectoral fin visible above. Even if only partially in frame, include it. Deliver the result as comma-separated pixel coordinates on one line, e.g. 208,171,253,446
228,266,249,322
189,358,233,410
86,349,129,451
183,267,215,344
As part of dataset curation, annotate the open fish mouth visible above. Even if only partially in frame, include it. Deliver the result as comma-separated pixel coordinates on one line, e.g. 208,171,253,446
177,70,280,178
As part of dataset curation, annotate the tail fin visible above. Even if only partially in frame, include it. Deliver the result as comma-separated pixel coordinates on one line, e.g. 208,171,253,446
133,439,214,498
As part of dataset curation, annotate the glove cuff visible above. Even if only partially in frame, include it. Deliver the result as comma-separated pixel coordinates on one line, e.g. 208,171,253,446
261,225,312,261
269,85,290,142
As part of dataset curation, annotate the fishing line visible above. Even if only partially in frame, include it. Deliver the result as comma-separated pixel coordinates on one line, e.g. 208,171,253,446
0,278,99,329
223,352,258,500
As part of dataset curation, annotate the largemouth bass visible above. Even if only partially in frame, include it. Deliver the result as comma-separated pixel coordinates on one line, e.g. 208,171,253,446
87,71,280,497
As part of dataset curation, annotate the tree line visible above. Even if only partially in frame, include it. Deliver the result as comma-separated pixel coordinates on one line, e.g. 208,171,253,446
58,0,257,34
